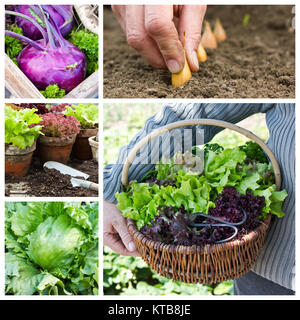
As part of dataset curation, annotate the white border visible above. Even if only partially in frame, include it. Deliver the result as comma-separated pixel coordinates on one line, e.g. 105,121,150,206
0,0,297,302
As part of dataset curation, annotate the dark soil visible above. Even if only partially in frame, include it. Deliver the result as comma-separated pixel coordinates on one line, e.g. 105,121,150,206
5,156,98,197
103,5,295,98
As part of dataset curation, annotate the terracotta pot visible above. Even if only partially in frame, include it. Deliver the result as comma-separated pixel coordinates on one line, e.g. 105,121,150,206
37,135,76,165
5,141,36,177
88,136,98,162
72,128,98,160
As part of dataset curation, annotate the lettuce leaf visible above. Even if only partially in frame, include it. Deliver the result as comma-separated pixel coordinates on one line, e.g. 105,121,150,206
5,202,98,295
63,104,98,129
5,253,45,295
5,105,43,149
116,145,288,229
27,215,83,275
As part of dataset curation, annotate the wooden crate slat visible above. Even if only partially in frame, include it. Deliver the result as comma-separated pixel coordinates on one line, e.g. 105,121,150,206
5,54,44,98
64,70,98,98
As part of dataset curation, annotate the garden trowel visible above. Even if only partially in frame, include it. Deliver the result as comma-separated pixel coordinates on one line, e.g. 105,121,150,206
43,161,98,192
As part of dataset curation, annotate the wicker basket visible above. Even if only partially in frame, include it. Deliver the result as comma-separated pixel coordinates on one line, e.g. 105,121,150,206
122,119,281,284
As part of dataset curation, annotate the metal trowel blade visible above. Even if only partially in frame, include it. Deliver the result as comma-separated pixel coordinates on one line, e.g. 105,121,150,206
43,161,90,180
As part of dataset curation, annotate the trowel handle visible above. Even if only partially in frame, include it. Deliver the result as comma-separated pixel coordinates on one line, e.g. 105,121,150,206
89,182,99,192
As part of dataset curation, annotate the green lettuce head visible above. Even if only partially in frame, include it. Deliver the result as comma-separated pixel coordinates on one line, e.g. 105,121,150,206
27,215,83,276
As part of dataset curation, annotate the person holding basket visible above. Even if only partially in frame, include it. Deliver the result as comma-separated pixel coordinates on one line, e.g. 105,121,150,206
103,103,295,295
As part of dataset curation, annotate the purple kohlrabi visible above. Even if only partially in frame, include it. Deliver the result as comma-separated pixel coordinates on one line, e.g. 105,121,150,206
15,5,73,40
5,5,86,92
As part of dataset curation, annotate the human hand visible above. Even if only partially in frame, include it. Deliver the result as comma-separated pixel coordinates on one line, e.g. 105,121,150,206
112,5,207,73
103,200,140,256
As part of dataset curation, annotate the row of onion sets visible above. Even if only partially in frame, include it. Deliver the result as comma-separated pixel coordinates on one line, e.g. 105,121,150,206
172,18,226,88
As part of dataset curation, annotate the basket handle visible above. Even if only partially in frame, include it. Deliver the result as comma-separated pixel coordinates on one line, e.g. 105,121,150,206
121,119,281,190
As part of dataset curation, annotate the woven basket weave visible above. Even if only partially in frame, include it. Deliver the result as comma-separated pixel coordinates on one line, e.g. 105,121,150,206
122,119,281,284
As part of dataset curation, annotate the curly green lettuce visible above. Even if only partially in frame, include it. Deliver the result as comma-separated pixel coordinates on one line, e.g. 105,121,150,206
68,29,98,76
5,202,98,295
40,84,66,98
5,105,43,149
5,25,23,65
63,103,98,129
116,143,287,229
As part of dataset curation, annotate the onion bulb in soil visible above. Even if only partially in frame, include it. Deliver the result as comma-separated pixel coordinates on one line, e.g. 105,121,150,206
214,18,226,42
172,53,192,88
201,21,218,49
197,43,207,62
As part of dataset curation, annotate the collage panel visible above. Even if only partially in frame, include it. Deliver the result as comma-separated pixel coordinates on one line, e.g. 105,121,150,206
3,4,101,300
1,0,298,308
5,102,99,197
5,201,99,296
103,5,295,99
5,4,99,99
103,103,295,296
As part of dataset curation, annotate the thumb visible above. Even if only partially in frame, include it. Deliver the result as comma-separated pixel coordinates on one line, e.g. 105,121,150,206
113,218,137,252
178,5,207,72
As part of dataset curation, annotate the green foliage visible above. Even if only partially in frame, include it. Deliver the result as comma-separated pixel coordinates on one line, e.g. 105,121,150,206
5,202,98,295
104,247,233,296
104,103,162,165
116,144,287,229
68,29,98,76
40,84,66,98
243,14,251,27
5,25,23,65
104,105,271,296
64,103,99,129
203,143,224,156
5,105,43,149
239,141,268,163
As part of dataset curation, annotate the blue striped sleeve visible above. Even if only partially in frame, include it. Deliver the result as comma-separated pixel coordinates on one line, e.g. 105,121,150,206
103,103,274,202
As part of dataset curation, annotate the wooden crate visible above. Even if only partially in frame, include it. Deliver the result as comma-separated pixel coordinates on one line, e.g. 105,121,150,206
5,55,98,99
5,5,98,99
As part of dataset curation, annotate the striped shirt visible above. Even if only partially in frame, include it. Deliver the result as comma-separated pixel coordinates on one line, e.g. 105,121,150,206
103,103,295,290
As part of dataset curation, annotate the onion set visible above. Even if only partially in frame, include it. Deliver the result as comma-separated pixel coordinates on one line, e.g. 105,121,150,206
201,21,218,49
172,18,226,88
214,18,227,42
171,53,192,88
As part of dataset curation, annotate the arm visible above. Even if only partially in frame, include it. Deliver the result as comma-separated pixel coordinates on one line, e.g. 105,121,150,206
252,103,295,289
103,102,275,256
104,102,275,202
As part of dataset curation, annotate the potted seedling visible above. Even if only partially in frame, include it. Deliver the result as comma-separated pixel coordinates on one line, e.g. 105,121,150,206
5,104,43,177
63,103,98,160
37,113,80,164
